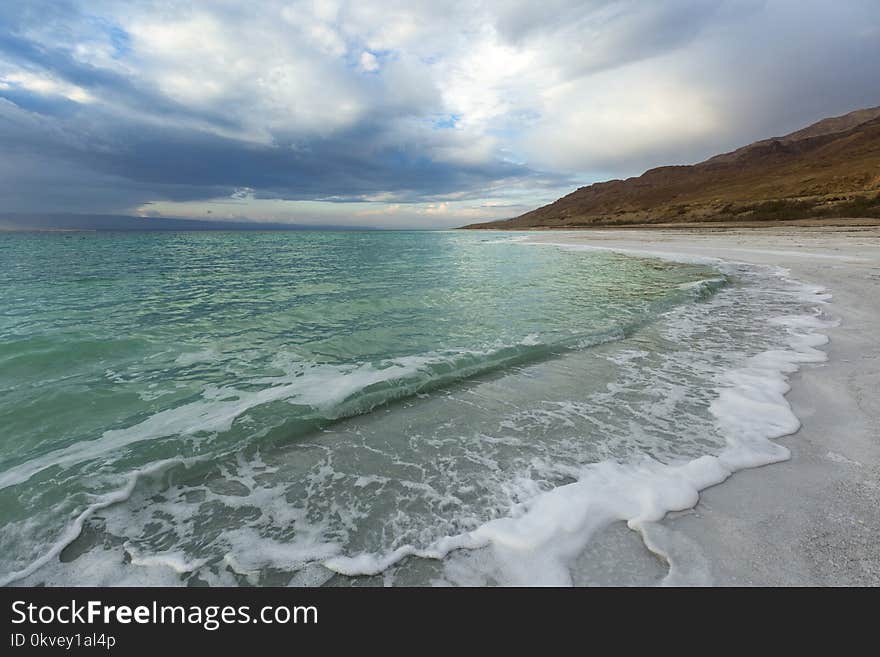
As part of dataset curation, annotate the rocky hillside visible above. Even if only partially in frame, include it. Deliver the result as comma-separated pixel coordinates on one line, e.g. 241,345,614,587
463,107,880,228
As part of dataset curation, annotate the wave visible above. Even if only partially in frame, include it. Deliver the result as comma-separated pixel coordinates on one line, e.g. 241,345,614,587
0,271,725,494
316,264,835,585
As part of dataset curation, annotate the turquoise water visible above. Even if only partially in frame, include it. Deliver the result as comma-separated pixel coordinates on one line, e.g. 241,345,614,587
0,231,817,585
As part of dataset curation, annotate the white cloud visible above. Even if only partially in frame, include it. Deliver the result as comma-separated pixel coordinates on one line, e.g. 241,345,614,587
520,60,720,172
359,51,379,72
133,194,531,229
113,4,371,140
0,70,95,104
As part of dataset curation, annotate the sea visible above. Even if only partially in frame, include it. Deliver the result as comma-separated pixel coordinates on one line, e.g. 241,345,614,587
0,230,832,586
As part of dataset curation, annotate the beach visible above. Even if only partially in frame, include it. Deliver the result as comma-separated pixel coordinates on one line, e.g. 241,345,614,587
525,226,880,586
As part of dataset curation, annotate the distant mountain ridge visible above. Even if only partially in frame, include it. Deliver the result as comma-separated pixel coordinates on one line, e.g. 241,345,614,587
463,106,880,229
0,214,376,232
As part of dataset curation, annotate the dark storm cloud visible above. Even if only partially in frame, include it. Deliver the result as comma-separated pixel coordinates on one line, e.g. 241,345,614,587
0,24,267,132
493,0,730,76
0,94,541,213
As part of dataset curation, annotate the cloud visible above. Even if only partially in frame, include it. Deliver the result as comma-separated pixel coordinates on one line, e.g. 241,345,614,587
359,51,379,72
0,0,878,226
0,70,94,104
519,62,721,173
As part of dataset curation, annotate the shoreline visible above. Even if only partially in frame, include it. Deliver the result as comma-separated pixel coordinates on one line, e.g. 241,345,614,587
524,226,880,585
461,217,880,231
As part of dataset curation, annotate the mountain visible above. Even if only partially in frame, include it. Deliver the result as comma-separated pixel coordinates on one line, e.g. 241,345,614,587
462,106,880,229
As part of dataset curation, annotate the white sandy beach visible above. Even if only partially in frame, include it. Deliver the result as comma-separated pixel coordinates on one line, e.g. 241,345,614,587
526,226,880,586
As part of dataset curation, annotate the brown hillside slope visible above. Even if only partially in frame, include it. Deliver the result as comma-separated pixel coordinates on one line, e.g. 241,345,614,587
463,107,880,228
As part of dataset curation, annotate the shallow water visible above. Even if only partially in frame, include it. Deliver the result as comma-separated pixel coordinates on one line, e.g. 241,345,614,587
0,231,830,585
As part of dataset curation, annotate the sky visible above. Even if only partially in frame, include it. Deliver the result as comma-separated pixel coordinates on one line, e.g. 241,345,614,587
1,1,879,228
